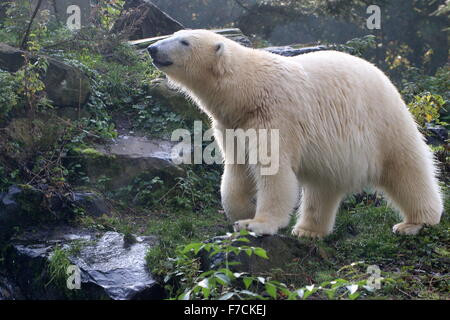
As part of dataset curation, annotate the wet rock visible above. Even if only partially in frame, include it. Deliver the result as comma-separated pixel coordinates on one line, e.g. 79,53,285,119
0,273,23,300
0,43,90,108
262,45,329,57
112,0,184,40
3,226,164,300
70,135,186,189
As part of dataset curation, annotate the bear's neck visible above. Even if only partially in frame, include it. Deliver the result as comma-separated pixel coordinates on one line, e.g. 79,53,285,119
185,50,287,128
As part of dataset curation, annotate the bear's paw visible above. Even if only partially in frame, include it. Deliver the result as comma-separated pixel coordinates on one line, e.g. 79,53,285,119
233,219,278,236
392,223,423,235
292,227,326,239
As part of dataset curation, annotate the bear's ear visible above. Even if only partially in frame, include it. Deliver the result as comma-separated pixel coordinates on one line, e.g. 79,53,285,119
215,43,225,55
212,42,229,77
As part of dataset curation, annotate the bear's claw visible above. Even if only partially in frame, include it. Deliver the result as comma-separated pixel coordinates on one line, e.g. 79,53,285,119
233,219,278,235
292,227,325,239
392,223,423,235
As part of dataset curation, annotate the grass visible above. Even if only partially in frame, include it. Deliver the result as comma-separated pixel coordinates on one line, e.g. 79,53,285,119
272,190,450,299
78,181,448,300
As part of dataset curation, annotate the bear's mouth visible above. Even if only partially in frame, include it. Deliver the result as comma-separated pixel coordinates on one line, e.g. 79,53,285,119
152,59,173,68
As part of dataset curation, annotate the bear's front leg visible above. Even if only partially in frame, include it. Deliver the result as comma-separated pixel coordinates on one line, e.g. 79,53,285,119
221,164,257,222
234,165,299,235
292,185,343,239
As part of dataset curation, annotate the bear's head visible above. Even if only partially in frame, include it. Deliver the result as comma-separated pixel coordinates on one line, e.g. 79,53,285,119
147,30,235,84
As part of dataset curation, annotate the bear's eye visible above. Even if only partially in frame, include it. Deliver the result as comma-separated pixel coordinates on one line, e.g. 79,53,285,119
180,40,190,46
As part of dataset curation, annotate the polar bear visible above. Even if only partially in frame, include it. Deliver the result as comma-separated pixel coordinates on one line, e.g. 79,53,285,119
148,29,443,238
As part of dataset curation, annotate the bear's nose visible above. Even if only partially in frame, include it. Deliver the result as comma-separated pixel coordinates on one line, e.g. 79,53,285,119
147,45,158,57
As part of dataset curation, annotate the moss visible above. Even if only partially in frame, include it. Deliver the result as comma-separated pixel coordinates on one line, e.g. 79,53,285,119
72,147,107,159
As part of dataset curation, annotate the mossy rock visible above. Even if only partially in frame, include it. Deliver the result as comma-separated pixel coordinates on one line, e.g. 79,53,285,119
67,137,186,189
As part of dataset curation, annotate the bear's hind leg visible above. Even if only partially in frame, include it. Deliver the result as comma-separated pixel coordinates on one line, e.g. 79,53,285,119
380,155,443,235
292,185,343,239
221,164,256,222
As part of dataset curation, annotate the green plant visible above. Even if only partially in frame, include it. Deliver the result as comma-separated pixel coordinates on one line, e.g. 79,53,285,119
153,231,376,300
92,0,126,31
407,92,447,128
0,70,20,117
47,245,72,288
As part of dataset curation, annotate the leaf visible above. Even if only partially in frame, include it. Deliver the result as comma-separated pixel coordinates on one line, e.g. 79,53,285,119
346,284,359,295
305,284,315,291
198,278,209,289
182,243,203,254
240,290,262,298
243,277,254,289
180,290,191,300
265,283,277,299
238,229,250,236
202,287,210,299
349,292,361,300
254,248,269,259
215,273,231,285
219,292,234,300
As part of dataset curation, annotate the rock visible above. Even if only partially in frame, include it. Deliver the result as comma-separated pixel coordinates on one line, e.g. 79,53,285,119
69,135,186,189
0,185,111,241
3,226,165,300
262,45,329,57
0,3,8,22
0,185,51,241
0,43,91,108
42,56,91,108
0,273,23,300
112,0,184,40
72,191,111,217
425,124,448,146
129,28,252,49
148,77,207,122
200,234,324,275
0,43,26,72
211,28,252,47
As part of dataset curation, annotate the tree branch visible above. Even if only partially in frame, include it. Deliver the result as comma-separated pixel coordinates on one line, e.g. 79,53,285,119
234,0,250,11
20,0,43,50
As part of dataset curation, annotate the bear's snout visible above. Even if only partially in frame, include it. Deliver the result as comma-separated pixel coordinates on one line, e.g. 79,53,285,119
147,44,173,68
147,45,158,58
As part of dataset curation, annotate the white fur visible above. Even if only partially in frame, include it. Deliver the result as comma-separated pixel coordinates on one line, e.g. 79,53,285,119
152,29,443,238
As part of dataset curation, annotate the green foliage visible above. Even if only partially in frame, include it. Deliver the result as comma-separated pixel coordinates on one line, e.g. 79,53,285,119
402,64,450,124
151,230,376,300
47,246,72,289
0,54,51,119
0,70,20,117
332,35,377,57
0,0,31,46
92,0,126,31
407,93,447,128
119,167,221,211
14,55,51,112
